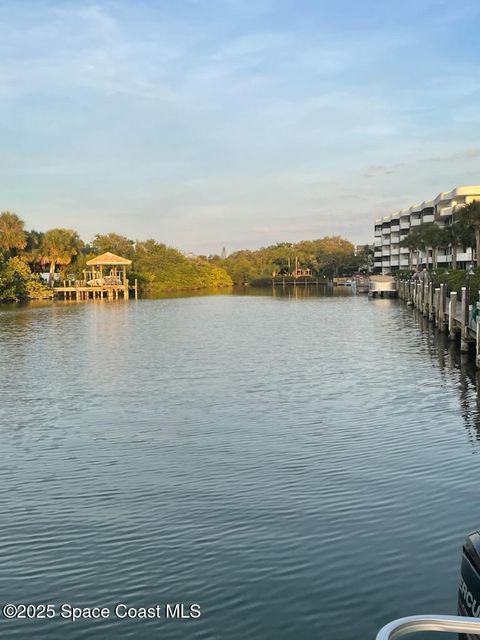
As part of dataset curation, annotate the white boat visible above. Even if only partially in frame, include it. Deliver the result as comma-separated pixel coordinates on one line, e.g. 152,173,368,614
368,275,398,298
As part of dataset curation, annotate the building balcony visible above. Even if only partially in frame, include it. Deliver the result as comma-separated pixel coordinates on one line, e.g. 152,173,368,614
391,224,400,232
410,218,421,226
399,247,409,254
457,251,474,262
438,206,454,217
400,221,410,229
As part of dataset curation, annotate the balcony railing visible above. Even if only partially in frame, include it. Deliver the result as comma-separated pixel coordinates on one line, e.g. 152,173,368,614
438,206,454,216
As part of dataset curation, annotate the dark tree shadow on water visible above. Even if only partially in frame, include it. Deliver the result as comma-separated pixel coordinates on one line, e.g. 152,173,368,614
408,306,480,447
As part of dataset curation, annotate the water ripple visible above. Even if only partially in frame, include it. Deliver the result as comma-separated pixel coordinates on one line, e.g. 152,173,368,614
0,293,479,639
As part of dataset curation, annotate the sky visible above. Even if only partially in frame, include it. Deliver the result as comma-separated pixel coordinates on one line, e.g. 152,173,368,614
1,0,480,254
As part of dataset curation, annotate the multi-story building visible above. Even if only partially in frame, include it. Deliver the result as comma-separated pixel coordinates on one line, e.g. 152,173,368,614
374,185,480,273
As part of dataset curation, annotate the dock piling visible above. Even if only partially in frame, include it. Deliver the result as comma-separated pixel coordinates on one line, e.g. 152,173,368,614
429,283,435,322
476,306,480,368
433,288,440,326
461,287,469,352
438,284,446,331
449,291,457,340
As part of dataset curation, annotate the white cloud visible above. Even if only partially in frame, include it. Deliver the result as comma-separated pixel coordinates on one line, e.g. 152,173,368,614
1,0,480,252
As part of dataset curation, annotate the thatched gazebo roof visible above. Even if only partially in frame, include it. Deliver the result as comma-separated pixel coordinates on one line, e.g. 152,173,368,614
86,252,132,266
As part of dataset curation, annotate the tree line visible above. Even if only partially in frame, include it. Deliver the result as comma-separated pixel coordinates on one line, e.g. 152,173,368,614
0,214,233,300
0,211,369,301
209,236,369,284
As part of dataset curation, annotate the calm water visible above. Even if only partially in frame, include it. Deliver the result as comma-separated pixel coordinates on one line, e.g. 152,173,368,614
1,288,480,640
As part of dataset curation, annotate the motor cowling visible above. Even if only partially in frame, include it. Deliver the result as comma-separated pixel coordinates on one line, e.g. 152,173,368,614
458,531,480,639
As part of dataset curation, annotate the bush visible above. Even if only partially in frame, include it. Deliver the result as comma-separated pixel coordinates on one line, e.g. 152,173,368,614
0,256,51,301
133,241,232,293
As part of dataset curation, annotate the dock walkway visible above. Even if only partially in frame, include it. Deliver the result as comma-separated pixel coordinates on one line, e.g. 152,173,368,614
398,280,480,367
54,281,137,301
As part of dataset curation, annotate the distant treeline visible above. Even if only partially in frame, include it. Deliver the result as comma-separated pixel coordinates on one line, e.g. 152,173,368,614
210,236,368,284
0,211,369,301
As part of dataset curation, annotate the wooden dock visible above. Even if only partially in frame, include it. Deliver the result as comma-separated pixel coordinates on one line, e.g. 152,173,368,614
54,281,138,301
272,277,327,287
398,280,480,367
52,251,138,301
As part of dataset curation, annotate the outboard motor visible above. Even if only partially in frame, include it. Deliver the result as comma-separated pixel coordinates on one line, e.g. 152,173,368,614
459,531,480,638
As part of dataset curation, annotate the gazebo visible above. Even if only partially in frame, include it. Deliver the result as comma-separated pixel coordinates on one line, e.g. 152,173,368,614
85,252,132,299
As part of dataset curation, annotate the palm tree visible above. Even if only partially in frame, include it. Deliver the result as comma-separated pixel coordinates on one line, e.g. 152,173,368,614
0,211,27,256
418,222,444,270
22,230,44,271
399,228,422,270
39,228,83,285
440,219,472,270
458,200,480,266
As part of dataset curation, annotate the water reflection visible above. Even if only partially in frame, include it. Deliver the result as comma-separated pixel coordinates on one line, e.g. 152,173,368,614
404,306,480,446
2,290,480,640
251,284,354,299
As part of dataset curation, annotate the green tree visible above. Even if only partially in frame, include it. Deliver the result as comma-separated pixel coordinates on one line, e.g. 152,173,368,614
0,211,27,256
458,200,480,266
39,228,83,285
440,219,472,270
399,229,422,270
22,230,44,270
0,255,49,301
356,246,374,273
221,236,356,283
315,236,356,276
91,233,135,259
417,222,444,269
133,240,232,293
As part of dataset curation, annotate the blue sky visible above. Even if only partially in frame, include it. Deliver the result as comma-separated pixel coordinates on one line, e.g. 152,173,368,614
1,0,480,253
